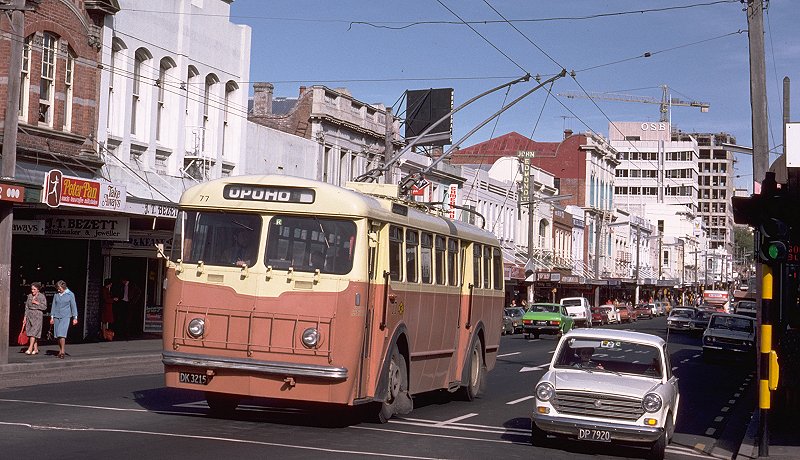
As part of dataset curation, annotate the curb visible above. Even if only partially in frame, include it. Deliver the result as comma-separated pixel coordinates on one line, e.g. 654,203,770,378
735,411,759,460
0,353,162,374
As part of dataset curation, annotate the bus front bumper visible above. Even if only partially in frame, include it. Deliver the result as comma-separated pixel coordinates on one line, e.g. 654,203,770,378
162,351,348,380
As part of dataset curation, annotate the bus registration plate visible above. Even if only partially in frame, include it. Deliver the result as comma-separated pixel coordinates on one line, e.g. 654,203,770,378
179,372,209,385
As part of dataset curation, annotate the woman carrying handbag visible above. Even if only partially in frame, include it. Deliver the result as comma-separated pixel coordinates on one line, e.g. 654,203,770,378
23,282,47,355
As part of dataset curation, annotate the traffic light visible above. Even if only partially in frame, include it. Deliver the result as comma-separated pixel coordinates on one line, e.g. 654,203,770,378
759,217,790,264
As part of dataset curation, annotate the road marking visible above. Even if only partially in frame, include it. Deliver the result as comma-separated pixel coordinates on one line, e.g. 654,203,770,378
395,417,529,435
354,425,523,445
734,393,741,398
721,406,730,412
0,421,436,459
506,395,535,405
705,427,716,436
497,352,521,358
714,416,724,422
0,398,147,412
728,399,736,404
519,366,543,373
693,354,700,358
434,413,478,426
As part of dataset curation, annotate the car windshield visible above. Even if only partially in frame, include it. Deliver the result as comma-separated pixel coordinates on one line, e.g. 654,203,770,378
561,299,582,307
505,308,525,317
670,309,695,318
531,304,559,313
710,316,754,333
553,337,663,378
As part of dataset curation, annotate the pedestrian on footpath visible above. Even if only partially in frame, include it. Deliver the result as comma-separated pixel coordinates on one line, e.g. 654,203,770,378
100,278,117,341
50,280,78,359
24,282,48,355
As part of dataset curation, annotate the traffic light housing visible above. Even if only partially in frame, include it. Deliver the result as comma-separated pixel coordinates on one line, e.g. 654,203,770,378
759,217,790,264
732,172,794,266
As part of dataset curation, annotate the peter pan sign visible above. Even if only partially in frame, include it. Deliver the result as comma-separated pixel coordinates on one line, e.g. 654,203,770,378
43,169,126,211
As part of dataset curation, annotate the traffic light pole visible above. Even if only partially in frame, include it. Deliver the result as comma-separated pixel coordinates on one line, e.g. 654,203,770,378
758,263,772,457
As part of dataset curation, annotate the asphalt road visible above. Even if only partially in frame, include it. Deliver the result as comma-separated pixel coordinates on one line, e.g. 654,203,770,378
0,315,755,459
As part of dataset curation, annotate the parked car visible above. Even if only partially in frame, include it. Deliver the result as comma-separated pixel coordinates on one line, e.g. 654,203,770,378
734,300,757,318
634,304,653,319
691,309,714,331
617,305,631,323
666,307,696,332
625,304,639,321
560,297,592,328
590,307,608,326
522,303,575,339
702,313,756,362
503,307,526,334
532,329,679,460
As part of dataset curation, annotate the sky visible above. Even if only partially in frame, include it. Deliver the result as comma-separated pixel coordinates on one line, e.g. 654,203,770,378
229,0,799,192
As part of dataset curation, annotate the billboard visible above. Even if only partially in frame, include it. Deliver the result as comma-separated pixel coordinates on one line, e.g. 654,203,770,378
404,88,453,146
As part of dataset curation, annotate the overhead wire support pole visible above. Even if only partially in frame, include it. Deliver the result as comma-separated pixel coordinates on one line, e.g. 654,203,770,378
399,69,568,195
354,73,532,183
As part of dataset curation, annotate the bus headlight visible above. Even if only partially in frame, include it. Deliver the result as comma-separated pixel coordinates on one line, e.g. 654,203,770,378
302,327,320,348
535,382,554,402
187,318,205,338
642,393,663,413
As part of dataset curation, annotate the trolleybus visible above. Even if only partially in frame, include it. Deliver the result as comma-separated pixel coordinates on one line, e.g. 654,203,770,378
162,175,504,421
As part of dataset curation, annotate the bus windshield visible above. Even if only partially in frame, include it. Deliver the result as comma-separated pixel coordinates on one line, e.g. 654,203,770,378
176,211,357,274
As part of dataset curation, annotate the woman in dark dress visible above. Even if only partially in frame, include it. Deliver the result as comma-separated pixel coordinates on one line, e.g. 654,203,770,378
24,282,47,355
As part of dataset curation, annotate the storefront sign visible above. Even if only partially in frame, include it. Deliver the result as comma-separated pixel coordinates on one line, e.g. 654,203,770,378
12,219,46,235
36,215,130,240
0,183,24,202
42,169,126,212
561,275,584,284
126,202,179,218
447,184,458,219
536,272,561,282
144,304,163,333
504,264,527,281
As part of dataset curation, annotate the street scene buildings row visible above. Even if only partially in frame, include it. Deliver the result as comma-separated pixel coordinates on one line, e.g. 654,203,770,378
0,0,738,344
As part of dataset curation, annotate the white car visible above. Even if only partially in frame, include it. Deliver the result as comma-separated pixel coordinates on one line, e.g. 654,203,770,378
532,329,679,460
702,313,756,361
560,297,592,328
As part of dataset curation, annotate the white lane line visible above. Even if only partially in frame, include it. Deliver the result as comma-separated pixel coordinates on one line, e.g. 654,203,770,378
721,406,730,412
734,393,741,398
705,427,716,436
354,425,524,445
0,398,147,412
728,399,736,404
434,413,478,426
714,416,724,422
497,352,521,358
395,417,529,435
506,395,535,405
693,354,701,358
0,421,436,459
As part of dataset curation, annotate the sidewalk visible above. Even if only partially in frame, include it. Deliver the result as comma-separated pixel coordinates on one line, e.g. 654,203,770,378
736,407,800,459
1,337,163,388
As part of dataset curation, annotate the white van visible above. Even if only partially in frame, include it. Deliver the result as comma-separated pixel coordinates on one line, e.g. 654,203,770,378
560,297,592,328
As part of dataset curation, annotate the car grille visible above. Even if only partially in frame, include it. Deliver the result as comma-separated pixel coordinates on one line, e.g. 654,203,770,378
552,391,644,421
715,336,752,346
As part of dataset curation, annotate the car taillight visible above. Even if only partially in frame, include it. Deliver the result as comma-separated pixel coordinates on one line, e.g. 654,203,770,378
523,320,532,325
549,320,560,326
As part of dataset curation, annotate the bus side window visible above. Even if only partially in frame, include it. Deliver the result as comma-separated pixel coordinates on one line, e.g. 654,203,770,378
389,226,403,281
406,230,418,283
473,244,481,288
434,235,446,285
492,247,503,290
448,238,459,286
483,245,492,288
420,232,432,284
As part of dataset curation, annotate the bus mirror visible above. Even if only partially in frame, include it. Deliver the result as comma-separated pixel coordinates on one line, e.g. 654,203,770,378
368,231,378,248
155,243,166,259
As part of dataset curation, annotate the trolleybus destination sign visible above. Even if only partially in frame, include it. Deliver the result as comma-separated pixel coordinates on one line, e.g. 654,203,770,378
223,184,315,203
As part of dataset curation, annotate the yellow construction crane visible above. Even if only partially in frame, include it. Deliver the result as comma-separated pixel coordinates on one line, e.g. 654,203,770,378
558,84,709,123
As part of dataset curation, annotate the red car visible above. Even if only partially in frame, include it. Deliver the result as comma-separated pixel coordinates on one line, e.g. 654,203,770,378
590,307,608,326
617,306,631,323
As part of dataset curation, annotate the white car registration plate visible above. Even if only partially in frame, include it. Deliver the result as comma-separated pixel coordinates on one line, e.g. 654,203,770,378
578,428,611,442
179,372,210,385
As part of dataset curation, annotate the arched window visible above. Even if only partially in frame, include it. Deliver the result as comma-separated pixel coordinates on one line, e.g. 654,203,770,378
156,57,177,142
108,38,127,132
538,219,549,248
63,49,75,131
131,48,153,136
39,32,58,126
222,80,238,159
202,73,219,153
19,35,32,121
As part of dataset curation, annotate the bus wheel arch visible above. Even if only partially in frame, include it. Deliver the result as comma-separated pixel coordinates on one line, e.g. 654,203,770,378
372,329,413,423
459,325,486,401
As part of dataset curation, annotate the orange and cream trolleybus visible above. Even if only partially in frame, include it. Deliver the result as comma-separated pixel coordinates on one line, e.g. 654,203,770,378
162,175,504,421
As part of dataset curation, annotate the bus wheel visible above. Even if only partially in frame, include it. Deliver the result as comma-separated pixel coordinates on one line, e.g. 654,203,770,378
375,348,412,423
459,339,485,401
205,392,239,415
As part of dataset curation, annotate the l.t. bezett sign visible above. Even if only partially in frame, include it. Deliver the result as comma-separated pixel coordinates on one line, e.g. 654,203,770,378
43,169,126,211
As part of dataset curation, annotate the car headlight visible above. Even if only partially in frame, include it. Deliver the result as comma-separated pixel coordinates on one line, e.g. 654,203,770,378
302,327,320,348
535,382,555,402
642,393,663,413
187,318,205,338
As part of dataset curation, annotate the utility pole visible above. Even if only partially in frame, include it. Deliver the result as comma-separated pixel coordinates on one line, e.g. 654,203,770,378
383,107,393,184
0,0,26,365
746,0,770,455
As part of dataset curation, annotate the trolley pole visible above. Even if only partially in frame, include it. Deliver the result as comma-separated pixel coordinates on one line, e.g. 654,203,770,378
0,0,26,365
